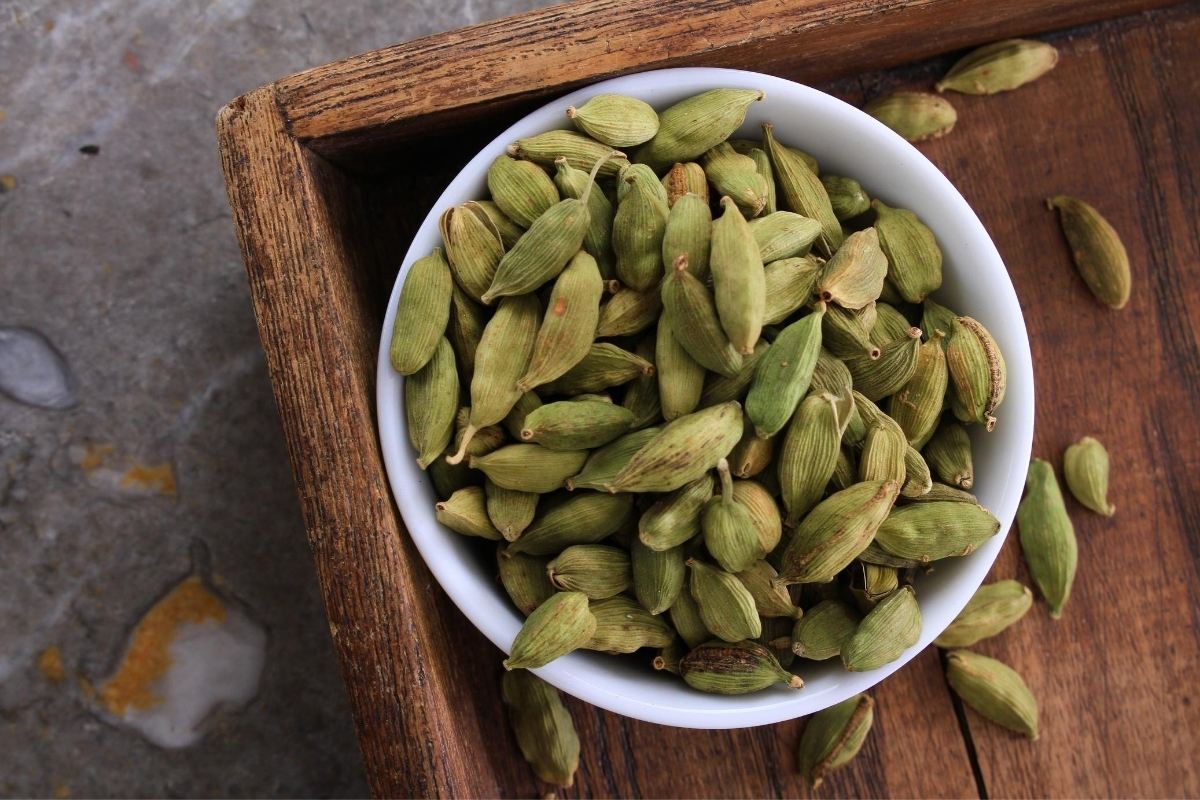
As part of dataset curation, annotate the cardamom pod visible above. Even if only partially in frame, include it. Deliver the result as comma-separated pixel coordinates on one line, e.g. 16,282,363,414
702,142,770,218
613,166,669,291
872,199,943,303
778,393,845,524
687,558,762,642
639,473,714,551
937,39,1058,95
903,481,978,504
662,162,710,207
662,255,744,376
703,458,766,573
473,200,524,249
823,303,881,360
933,580,1032,648
888,334,948,448
547,544,632,599
405,338,459,469
1018,458,1077,619
620,334,663,430
745,306,825,438
389,248,453,375
520,399,634,450
509,129,629,176
864,92,957,143
483,198,592,304
567,93,660,148
446,283,487,380
440,205,504,303
859,423,908,485
502,390,542,440
631,538,686,615
668,586,711,649
779,480,900,584
748,148,777,214
504,591,597,670
946,316,1006,431
791,600,860,660
733,479,783,553
711,196,767,354
810,348,853,397
750,211,822,263
875,501,1000,562
470,444,589,494
517,251,605,391
486,154,559,228
845,326,922,401
902,444,934,498
728,416,775,478
554,157,615,278
653,641,683,674
763,256,823,325
501,669,580,788
586,596,674,653
566,426,660,491
921,298,957,345
870,302,912,346
842,585,921,671
699,338,767,405
1047,195,1131,309
817,228,888,311
924,417,974,489
820,175,871,221
540,342,654,396
661,192,713,281
596,285,661,338
498,548,555,615
435,486,503,540
680,640,803,695
485,480,538,543
636,88,765,172
509,491,634,556
797,694,875,788
656,316,706,421
607,401,742,493
830,446,857,491
762,122,843,255
1063,435,1115,516
945,649,1039,739
736,559,800,618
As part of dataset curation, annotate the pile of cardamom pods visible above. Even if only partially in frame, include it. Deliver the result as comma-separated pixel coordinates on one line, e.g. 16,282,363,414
390,84,1014,704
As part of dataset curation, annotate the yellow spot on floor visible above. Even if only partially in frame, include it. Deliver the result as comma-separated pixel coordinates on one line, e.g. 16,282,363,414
38,646,66,683
98,577,226,716
53,782,70,799
0,175,16,192
78,443,114,472
120,463,176,496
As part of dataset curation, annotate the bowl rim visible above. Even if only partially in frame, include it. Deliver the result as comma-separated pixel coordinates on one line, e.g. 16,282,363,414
375,66,1035,729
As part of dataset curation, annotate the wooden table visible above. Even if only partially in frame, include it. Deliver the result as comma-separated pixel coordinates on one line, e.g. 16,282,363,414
217,1,1200,795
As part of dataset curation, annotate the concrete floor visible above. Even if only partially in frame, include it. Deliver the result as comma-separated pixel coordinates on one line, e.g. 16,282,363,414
0,1,553,796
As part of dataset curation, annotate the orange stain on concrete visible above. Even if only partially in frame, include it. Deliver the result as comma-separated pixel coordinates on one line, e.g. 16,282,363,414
38,646,66,683
119,463,176,496
78,443,114,472
98,577,226,715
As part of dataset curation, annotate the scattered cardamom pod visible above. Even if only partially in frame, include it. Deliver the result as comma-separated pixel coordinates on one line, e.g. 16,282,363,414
937,39,1058,95
1047,195,1131,310
945,649,1039,739
1063,435,1115,516
1018,458,1077,619
864,92,957,143
501,669,580,787
797,694,875,788
934,580,1032,648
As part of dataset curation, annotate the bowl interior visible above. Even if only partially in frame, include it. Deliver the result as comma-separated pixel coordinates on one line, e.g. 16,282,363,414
376,67,1034,728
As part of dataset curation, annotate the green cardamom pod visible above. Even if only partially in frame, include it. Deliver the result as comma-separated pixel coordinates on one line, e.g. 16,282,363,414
497,548,555,615
733,479,783,554
846,326,921,402
405,338,459,469
620,333,663,430
817,228,888,311
508,129,629,176
702,142,770,218
791,600,860,660
864,92,957,143
710,196,767,354
389,248,454,375
869,302,911,346
501,669,580,788
661,162,709,208
888,334,949,448
842,585,921,671
661,255,744,376
809,348,853,397
1046,195,1131,309
585,596,674,653
750,211,822,263
728,416,776,478
435,486,503,540
830,446,857,491
470,444,589,494
617,163,667,203
745,307,825,438
903,481,978,504
736,560,800,619
748,148,777,215
820,175,871,221
517,251,605,391
631,538,686,615
687,558,762,642
567,93,660,148
823,303,881,361
554,157,615,278
635,88,765,172
937,39,1058,95
872,199,943,303
607,401,743,493
483,198,591,303
924,417,974,489
596,285,661,338
509,492,634,556
547,544,632,599
473,200,524,249
859,423,908,485
763,256,823,325
698,339,767,407
565,427,660,491
797,693,875,788
656,316,706,421
439,204,504,303
778,393,846,524
638,473,714,551
653,641,684,674
486,155,559,228
668,587,711,649
934,580,1032,648
703,459,766,573
449,294,540,463
661,192,712,281
428,449,479,501
502,390,542,440
540,342,655,396
779,480,900,584
504,590,597,670
680,640,802,695
875,501,999,562
946,316,1006,431
446,283,487,380
520,399,634,451
921,298,957,346
762,122,843,255
1018,458,1077,619
486,480,539,542
1063,435,1115,516
902,444,934,499
613,166,669,291
945,649,1039,739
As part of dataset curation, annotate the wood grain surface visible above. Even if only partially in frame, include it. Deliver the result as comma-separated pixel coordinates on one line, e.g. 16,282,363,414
218,2,1200,797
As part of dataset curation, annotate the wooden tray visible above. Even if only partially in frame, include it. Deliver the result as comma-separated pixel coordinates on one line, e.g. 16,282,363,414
217,1,1200,796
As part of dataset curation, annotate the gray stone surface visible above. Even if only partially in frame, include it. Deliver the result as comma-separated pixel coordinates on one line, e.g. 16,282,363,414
0,1,553,796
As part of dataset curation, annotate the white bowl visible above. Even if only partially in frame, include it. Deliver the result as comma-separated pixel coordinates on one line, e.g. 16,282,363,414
376,67,1034,729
